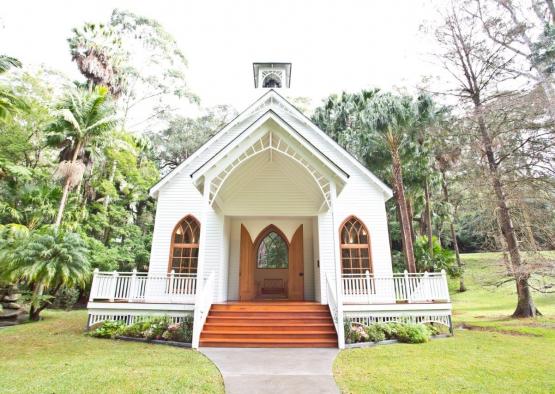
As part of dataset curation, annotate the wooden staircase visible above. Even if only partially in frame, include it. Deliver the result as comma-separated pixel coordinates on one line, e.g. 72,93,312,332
199,302,338,348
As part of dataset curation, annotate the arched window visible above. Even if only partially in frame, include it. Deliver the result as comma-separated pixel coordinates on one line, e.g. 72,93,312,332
262,73,282,88
169,215,200,274
256,226,288,269
340,216,372,275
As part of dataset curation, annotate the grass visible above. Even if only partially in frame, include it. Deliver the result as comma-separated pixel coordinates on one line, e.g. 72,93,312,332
0,310,224,394
334,251,555,393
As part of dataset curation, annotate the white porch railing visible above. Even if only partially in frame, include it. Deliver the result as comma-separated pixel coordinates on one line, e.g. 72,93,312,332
89,269,197,303
342,270,450,304
326,273,345,348
192,272,216,349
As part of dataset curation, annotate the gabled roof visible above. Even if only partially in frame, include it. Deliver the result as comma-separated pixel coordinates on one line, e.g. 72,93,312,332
149,90,393,199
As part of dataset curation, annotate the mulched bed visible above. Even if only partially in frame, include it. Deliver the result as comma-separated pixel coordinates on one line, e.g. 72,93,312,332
115,335,192,348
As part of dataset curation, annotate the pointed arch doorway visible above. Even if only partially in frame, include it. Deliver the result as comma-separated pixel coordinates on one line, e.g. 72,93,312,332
239,224,304,301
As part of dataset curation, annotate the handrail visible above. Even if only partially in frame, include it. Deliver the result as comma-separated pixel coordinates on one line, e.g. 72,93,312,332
191,272,216,349
341,270,450,304
326,273,345,348
89,269,197,303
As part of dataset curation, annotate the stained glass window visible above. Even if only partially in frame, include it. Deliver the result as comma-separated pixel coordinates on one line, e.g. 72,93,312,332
257,231,288,269
340,216,372,274
169,216,200,274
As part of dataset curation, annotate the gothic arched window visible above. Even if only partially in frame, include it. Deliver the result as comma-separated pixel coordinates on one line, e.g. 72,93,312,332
169,215,200,274
340,216,372,275
262,73,282,88
256,226,288,269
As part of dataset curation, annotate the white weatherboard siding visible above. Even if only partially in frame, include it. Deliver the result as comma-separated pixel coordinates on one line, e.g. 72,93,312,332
148,172,204,273
335,172,393,277
226,217,315,301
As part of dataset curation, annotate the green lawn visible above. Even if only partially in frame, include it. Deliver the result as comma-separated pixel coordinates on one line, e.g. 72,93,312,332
2,252,554,393
0,310,224,394
334,252,555,394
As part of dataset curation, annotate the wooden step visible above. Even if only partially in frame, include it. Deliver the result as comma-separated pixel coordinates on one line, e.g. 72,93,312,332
200,337,338,348
208,311,331,318
200,331,337,340
199,302,338,348
203,323,334,332
205,316,334,324
211,304,329,312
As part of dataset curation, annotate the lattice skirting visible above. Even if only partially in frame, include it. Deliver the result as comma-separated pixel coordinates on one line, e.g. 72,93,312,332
344,310,453,332
87,311,193,328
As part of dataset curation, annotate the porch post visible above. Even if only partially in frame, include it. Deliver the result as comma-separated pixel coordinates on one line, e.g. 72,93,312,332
192,176,212,348
330,181,346,348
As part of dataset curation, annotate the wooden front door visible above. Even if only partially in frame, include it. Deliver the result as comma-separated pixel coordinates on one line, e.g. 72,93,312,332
288,225,304,300
239,224,255,300
239,223,304,301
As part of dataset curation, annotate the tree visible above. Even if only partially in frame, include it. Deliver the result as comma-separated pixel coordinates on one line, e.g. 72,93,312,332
68,23,124,96
1,228,90,320
108,9,198,131
0,55,27,122
435,2,540,317
314,90,437,273
47,86,117,230
148,105,236,173
474,0,555,116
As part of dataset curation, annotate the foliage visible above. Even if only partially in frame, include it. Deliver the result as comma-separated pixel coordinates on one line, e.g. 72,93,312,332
51,286,80,310
364,324,386,342
161,316,194,342
345,321,433,344
414,235,459,276
88,319,125,338
395,323,431,344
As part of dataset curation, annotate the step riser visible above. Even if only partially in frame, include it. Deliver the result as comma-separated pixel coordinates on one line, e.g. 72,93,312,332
201,333,337,340
209,312,331,318
205,318,333,324
200,302,338,348
211,305,329,312
200,342,337,348
203,324,335,332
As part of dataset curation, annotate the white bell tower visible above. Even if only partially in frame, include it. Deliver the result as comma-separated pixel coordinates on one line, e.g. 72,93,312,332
253,63,291,89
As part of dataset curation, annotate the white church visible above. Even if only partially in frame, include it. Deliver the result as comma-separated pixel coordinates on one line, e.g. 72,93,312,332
87,63,452,348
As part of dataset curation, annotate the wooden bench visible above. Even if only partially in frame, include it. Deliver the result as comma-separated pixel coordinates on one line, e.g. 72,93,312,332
259,278,287,297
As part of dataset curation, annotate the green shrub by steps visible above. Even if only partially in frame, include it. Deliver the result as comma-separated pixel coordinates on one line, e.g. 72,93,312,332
88,316,193,343
87,320,125,339
395,323,431,343
346,321,433,344
364,324,386,342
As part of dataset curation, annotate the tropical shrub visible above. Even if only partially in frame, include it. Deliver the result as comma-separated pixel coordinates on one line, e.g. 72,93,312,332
364,324,386,342
162,316,193,342
51,286,80,310
395,323,431,343
88,320,124,338
345,321,435,344
414,235,459,276
143,316,171,340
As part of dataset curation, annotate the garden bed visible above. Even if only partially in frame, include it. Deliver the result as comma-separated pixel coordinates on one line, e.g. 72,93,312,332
115,335,192,348
345,333,451,349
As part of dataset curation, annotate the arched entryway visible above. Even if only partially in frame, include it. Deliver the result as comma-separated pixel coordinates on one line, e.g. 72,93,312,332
239,224,304,301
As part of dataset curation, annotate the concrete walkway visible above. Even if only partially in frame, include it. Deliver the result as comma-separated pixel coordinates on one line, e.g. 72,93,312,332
201,348,340,394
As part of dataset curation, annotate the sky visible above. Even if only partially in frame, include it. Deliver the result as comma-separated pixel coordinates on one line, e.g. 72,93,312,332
1,0,441,115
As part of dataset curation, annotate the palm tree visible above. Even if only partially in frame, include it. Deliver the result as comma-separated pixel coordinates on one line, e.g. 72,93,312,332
0,55,27,122
47,86,117,230
2,229,90,320
363,93,419,272
67,23,124,96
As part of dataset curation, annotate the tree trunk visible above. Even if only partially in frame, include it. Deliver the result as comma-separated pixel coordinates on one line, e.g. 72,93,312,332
53,140,83,231
406,197,416,242
424,177,434,256
440,169,466,292
391,146,416,272
475,107,538,317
